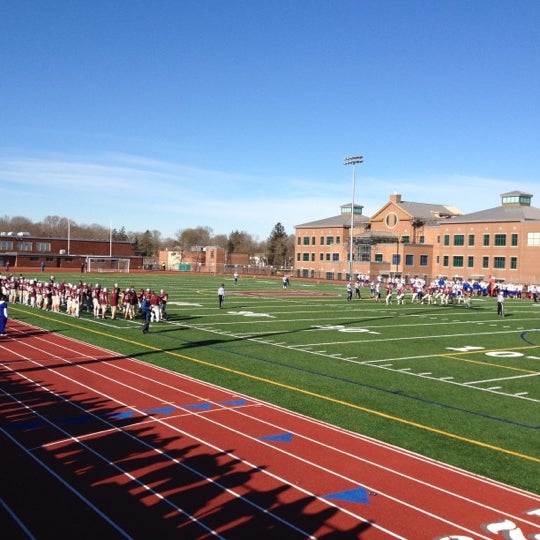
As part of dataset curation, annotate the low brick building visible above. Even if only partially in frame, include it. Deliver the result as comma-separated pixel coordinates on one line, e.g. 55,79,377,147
0,233,143,271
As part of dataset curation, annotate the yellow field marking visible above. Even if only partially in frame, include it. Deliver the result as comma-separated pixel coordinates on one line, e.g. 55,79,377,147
441,351,539,374
13,307,540,465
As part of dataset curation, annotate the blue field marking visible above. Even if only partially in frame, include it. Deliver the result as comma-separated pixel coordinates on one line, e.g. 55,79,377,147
143,406,175,415
218,399,247,407
323,487,370,504
257,432,293,443
520,330,540,345
182,402,212,411
8,419,46,430
104,411,136,420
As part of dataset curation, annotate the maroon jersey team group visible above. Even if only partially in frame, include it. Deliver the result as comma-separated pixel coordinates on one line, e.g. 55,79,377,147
0,273,168,322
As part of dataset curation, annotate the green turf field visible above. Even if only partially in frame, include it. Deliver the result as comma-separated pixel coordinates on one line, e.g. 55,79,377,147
8,272,540,495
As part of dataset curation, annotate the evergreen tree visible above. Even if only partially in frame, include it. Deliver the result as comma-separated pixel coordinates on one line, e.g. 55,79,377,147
266,222,288,266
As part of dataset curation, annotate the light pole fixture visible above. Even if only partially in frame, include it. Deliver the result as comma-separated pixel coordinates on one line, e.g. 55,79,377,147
344,155,363,281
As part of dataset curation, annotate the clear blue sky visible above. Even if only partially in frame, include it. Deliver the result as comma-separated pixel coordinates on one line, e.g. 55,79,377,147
1,0,539,240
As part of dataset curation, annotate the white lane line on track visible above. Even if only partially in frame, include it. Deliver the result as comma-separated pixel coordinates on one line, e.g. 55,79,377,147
6,321,540,536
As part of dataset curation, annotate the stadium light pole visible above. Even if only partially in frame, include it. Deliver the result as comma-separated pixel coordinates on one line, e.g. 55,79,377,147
344,155,363,281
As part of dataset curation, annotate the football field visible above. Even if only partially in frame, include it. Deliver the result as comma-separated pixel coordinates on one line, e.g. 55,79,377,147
6,272,540,495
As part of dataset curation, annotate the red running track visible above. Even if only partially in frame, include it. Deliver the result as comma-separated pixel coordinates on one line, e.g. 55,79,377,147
1,319,539,539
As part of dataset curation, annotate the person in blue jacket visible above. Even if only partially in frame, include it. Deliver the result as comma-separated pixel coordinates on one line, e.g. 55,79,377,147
0,295,8,337
141,295,152,333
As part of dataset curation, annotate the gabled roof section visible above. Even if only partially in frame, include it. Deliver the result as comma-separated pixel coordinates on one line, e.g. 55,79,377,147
398,201,462,220
370,193,463,223
451,204,540,223
295,212,369,229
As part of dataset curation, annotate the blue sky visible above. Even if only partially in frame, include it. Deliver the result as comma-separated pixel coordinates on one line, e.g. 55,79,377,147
1,0,539,241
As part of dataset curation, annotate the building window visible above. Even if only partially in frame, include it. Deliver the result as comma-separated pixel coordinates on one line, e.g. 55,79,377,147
332,253,339,261
494,257,505,269
443,255,449,267
296,253,301,261
325,253,331,261
402,235,410,244
17,241,32,251
419,235,425,244
405,254,414,266
468,234,475,246
453,234,464,246
302,253,309,261
374,253,383,262
385,213,398,228
36,242,51,252
359,244,371,262
326,236,334,245
336,236,341,244
0,240,13,250
320,236,324,245
453,256,464,267
443,234,450,246
311,253,315,261
420,255,428,266
482,256,489,268
319,253,324,261
392,253,401,266
311,237,316,245
303,236,310,245
483,234,490,246
527,232,540,246
510,257,517,269
494,234,506,246
511,234,518,247
467,256,474,268
297,237,301,245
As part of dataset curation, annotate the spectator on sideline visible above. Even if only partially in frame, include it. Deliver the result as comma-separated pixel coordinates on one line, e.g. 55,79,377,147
0,294,8,336
346,281,353,301
355,278,362,299
218,284,225,308
141,295,152,334
159,289,168,319
109,284,120,320
497,290,505,317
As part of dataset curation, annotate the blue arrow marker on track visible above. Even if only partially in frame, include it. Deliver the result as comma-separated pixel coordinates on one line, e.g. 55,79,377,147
143,406,175,415
183,402,212,411
218,399,247,407
323,487,371,504
257,432,293,443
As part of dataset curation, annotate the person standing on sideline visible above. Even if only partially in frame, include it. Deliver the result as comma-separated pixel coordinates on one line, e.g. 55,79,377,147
218,284,226,308
497,290,505,317
141,295,152,333
233,272,239,286
0,294,8,337
354,278,362,299
346,281,353,301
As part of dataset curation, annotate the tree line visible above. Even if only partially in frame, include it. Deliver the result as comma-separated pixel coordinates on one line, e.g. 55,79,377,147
0,215,294,268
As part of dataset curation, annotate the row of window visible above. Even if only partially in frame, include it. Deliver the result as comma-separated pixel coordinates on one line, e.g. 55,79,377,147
297,250,520,270
0,241,51,252
298,236,342,246
441,255,518,270
441,233,519,247
296,252,430,266
299,232,540,248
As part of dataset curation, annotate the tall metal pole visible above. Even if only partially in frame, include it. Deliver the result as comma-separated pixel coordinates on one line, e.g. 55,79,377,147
344,155,363,280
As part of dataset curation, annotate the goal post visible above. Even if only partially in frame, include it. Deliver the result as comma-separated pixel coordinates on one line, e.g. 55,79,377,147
86,257,131,273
